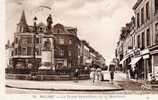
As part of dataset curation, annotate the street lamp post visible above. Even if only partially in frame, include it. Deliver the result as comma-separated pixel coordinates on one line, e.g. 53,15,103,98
33,16,38,73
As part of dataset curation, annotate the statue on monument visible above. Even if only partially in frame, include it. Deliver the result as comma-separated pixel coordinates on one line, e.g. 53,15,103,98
46,14,53,33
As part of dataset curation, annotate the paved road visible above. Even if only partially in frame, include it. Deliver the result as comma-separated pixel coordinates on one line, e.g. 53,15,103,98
6,86,158,94
6,71,158,94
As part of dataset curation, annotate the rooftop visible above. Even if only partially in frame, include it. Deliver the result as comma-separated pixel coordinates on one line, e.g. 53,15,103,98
133,0,143,10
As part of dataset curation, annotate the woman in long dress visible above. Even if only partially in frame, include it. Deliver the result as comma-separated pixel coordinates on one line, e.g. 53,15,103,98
90,68,96,83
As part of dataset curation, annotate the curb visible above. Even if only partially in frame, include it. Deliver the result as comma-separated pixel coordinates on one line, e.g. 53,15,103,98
130,79,145,84
6,85,124,92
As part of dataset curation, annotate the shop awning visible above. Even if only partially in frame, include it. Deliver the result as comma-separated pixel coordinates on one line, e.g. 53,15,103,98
129,57,142,65
119,57,128,65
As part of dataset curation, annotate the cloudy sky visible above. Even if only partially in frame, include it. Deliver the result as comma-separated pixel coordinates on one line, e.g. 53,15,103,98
6,0,137,64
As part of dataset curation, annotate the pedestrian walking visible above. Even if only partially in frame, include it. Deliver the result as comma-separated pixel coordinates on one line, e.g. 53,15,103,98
109,63,115,83
98,69,103,81
90,68,96,83
110,71,114,82
74,68,79,82
95,69,99,82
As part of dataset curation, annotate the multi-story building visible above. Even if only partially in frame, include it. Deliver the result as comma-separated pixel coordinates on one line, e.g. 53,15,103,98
148,0,158,80
10,11,43,69
95,54,106,68
133,0,158,80
7,11,81,69
116,40,123,62
52,23,81,68
80,40,95,66
116,17,135,73
120,20,135,72
6,10,105,70
116,0,158,80
79,40,105,68
115,40,124,71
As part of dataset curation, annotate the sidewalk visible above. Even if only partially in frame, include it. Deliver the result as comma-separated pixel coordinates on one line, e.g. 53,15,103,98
6,79,123,91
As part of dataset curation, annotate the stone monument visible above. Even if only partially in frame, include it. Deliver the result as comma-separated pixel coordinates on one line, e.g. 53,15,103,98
39,14,55,70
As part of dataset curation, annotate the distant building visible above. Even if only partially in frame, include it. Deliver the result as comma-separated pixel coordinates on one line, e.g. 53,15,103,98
52,23,80,68
79,40,105,68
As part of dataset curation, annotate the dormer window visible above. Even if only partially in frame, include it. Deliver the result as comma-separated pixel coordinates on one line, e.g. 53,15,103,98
54,24,65,33
57,29,60,33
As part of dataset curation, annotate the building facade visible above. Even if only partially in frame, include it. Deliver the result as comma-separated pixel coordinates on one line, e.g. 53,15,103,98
116,18,136,74
133,0,158,80
6,11,105,70
116,0,158,80
52,23,81,68
79,40,105,68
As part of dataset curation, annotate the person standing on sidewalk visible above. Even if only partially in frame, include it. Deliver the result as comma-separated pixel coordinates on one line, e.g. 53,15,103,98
110,70,114,82
109,63,115,83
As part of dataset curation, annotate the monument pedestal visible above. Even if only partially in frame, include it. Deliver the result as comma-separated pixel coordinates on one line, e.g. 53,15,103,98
39,51,52,70
38,34,55,70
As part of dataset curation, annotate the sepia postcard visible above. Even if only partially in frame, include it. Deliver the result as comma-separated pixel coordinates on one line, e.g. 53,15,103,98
1,0,158,100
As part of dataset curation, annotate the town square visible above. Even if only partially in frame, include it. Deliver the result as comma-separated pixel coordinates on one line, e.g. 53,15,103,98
3,0,158,96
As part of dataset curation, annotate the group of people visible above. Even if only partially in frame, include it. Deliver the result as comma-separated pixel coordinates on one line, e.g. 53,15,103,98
90,68,104,83
90,65,115,83
73,65,115,83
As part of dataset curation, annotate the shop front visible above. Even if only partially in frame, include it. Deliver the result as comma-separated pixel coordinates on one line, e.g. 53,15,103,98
129,49,151,80
119,56,129,73
150,45,158,80
129,56,142,79
140,49,151,81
